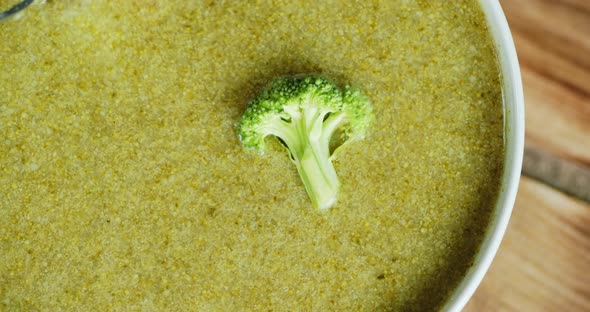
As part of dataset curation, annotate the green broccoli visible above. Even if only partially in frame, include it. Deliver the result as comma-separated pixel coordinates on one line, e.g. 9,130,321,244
237,75,373,210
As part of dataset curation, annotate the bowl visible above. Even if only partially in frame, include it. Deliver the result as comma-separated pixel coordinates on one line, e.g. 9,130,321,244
441,1,525,311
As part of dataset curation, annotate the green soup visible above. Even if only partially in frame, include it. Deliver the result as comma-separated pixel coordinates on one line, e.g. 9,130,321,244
0,1,503,310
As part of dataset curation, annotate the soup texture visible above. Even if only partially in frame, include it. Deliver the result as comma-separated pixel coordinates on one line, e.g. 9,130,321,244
0,1,504,311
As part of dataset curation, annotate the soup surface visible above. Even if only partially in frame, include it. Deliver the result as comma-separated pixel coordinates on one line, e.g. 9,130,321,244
0,1,504,311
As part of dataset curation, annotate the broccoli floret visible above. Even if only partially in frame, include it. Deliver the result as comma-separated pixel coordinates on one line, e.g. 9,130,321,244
238,75,373,210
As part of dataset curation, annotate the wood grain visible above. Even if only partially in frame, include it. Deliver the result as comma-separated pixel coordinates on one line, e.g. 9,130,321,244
464,177,590,311
464,0,590,311
500,0,590,191
501,0,590,166
523,147,590,203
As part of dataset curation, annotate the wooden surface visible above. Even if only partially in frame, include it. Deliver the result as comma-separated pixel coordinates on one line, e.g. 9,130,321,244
464,0,590,311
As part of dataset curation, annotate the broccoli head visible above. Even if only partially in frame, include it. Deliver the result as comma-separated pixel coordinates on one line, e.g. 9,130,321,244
238,75,373,210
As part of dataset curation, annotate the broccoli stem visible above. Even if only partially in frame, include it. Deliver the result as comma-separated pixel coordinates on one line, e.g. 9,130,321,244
284,108,340,210
295,145,340,210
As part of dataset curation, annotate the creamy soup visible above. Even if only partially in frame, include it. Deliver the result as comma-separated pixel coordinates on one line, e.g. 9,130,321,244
0,1,503,310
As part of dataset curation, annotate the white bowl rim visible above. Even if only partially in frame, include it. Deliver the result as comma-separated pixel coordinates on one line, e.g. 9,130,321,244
441,1,525,311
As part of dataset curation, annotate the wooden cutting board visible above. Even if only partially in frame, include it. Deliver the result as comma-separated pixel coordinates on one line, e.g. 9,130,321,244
464,0,590,311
